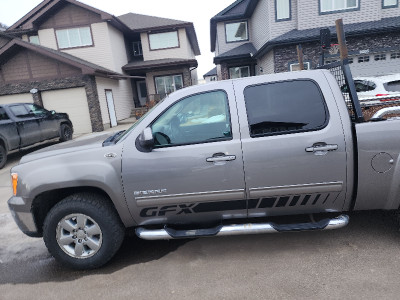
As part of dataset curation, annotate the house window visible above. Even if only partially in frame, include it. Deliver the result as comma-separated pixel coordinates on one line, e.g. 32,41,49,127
229,66,250,79
149,31,179,50
374,54,387,61
358,56,370,63
383,0,398,8
325,59,339,64
29,35,40,45
289,62,310,71
225,21,248,43
56,27,93,49
320,0,358,13
391,52,400,59
155,74,183,98
276,0,291,21
348,57,354,64
133,41,142,56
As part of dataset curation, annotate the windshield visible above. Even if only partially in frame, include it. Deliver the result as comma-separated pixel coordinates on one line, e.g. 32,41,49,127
113,99,164,143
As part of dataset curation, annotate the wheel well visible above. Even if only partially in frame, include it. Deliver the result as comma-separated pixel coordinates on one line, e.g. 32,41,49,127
32,187,117,236
0,138,7,152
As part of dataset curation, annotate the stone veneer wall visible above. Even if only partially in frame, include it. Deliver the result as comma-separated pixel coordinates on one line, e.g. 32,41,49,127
0,75,104,132
273,32,400,73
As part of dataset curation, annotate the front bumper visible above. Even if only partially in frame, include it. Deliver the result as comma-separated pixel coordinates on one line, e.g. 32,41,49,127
8,196,41,237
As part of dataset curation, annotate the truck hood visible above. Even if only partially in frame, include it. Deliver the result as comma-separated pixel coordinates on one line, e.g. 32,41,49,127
19,132,114,164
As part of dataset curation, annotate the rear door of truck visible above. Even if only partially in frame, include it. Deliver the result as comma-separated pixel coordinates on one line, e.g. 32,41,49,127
233,71,349,217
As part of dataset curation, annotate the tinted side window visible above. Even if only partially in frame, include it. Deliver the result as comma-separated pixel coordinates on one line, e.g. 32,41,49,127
151,90,232,147
0,107,9,121
9,105,29,118
25,104,48,115
244,80,328,137
384,80,400,92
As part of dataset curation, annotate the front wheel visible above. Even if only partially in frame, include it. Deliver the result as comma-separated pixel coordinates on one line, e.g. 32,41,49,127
0,144,7,169
43,193,125,269
59,124,73,142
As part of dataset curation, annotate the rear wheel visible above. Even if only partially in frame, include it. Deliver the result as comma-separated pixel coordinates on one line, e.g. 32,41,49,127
60,124,73,142
43,193,125,269
0,144,7,169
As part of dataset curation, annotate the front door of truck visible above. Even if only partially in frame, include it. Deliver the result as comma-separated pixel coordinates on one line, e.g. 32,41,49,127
233,75,348,217
122,89,247,226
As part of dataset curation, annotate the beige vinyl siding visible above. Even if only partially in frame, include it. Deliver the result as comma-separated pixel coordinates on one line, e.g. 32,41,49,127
61,23,116,72
41,88,92,134
108,25,130,72
257,51,275,74
141,28,195,61
297,0,380,30
250,0,271,50
382,5,400,18
95,77,134,127
0,94,33,105
38,29,58,50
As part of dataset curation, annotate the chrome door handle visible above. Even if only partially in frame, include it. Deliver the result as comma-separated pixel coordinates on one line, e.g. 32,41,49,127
206,155,236,162
305,144,338,153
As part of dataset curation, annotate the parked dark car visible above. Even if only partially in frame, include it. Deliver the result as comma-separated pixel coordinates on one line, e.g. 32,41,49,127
0,103,73,168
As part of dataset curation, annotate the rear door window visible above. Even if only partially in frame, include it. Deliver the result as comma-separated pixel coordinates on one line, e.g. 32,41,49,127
243,80,328,137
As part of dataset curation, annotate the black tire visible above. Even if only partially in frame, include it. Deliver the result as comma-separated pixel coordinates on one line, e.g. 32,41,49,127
0,144,7,169
43,193,125,270
59,124,73,142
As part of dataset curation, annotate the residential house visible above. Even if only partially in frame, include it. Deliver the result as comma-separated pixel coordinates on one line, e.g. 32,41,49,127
0,0,200,134
203,67,217,82
209,0,400,80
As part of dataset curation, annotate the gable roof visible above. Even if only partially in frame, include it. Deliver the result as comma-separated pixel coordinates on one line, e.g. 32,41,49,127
0,38,121,77
254,16,400,59
210,0,259,52
203,67,217,78
118,13,201,56
7,0,130,33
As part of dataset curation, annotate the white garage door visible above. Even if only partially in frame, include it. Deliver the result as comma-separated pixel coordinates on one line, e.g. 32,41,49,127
0,93,33,105
42,88,92,135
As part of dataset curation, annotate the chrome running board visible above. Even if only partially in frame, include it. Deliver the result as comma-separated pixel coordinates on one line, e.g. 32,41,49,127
136,215,349,240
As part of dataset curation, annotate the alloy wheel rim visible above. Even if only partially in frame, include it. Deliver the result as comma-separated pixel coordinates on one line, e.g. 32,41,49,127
56,213,102,259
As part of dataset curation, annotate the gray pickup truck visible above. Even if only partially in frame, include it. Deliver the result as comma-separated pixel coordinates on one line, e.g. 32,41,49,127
8,69,400,269
0,103,73,168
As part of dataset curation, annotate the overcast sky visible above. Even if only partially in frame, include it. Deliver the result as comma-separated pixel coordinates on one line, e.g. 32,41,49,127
0,0,235,78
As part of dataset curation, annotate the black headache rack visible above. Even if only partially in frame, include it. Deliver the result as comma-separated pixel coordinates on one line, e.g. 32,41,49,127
317,59,364,123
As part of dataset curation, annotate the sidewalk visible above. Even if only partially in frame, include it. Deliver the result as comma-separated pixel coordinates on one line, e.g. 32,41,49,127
74,117,137,139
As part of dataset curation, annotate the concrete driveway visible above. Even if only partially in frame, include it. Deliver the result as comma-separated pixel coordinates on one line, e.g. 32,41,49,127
1,128,400,299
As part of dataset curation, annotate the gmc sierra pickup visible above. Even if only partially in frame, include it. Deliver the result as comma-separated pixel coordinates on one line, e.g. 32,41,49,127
8,69,400,269
0,103,73,169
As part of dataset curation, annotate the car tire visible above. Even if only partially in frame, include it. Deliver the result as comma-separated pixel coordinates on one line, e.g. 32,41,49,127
60,124,73,142
43,193,125,270
0,144,7,169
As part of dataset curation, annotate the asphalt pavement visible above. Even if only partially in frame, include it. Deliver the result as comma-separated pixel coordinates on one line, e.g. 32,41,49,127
2,119,400,299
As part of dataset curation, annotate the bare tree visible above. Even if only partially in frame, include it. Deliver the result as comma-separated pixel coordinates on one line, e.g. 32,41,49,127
0,22,8,31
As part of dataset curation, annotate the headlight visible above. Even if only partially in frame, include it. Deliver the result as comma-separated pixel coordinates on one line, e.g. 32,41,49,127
11,173,18,196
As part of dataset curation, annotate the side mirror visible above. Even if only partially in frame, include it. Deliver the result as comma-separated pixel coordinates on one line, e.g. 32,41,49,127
51,110,56,115
138,127,154,150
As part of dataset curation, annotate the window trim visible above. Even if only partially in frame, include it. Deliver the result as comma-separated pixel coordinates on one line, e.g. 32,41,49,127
149,89,233,149
224,20,249,44
288,61,311,71
229,65,250,79
275,0,292,22
55,25,94,50
382,0,398,8
154,73,184,97
319,0,360,15
243,79,330,138
148,30,180,51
